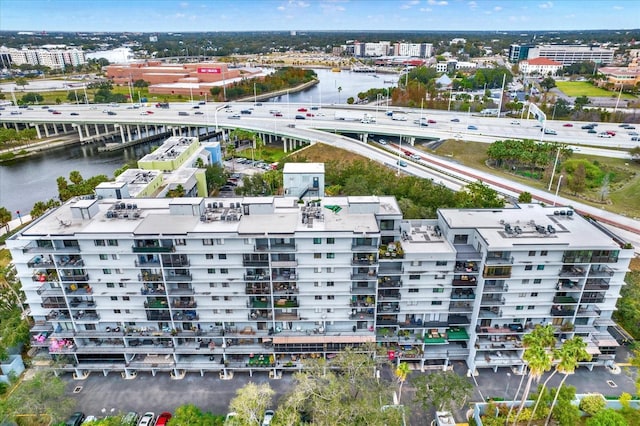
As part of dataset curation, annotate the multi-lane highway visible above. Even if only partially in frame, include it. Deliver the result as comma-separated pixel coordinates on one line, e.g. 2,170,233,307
2,101,639,240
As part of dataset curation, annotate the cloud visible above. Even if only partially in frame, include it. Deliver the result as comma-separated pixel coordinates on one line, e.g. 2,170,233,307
320,2,346,12
401,0,420,9
538,1,553,9
288,0,310,7
179,2,189,8
427,0,448,5
494,6,502,11
613,5,623,10
277,5,285,10
175,13,186,18
419,7,433,12
468,1,477,8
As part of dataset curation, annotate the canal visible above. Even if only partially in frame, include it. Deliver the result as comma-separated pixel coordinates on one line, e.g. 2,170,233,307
0,68,398,216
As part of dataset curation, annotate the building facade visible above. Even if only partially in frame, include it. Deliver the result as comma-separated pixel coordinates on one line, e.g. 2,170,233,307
527,45,615,66
0,47,86,70
9,197,631,379
519,58,563,76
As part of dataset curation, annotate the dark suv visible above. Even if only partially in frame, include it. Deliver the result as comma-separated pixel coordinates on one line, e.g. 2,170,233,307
65,412,85,426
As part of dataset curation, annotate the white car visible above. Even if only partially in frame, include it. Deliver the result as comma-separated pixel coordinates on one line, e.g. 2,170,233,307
262,410,275,426
598,132,612,138
510,120,520,125
138,412,155,426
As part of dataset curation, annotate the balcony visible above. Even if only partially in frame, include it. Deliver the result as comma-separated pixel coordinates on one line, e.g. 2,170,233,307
557,279,581,290
553,296,577,304
550,306,575,316
60,273,89,282
249,310,272,320
271,258,298,268
249,298,271,308
480,296,505,306
379,291,401,301
266,242,297,252
245,284,271,295
167,285,194,295
479,308,502,318
172,300,197,309
580,294,605,304
447,327,470,341
36,283,63,296
27,255,55,268
274,312,300,321
452,289,475,300
576,306,601,317
274,298,299,308
485,255,513,265
483,266,511,279
141,285,166,295
73,311,100,322
135,258,161,267
351,272,377,281
46,310,71,321
377,303,400,313
589,266,615,277
146,310,171,321
144,299,168,309
351,285,376,294
132,241,175,253
560,266,587,277
447,315,470,325
64,285,93,295
378,278,402,288
484,280,508,292
56,256,84,268
272,273,297,282
139,272,163,282
584,279,610,291
455,261,479,272
165,272,192,282
245,270,269,281
32,271,58,282
242,254,269,267
41,297,66,309
352,256,377,266
173,310,198,321
161,255,190,267
379,242,404,259
449,302,473,313
452,275,477,286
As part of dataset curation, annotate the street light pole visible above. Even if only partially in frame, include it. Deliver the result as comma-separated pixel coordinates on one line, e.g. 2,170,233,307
505,372,511,400
553,175,564,206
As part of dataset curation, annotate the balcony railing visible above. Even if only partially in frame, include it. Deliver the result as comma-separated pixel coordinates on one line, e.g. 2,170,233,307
60,273,89,282
550,307,575,316
165,273,192,282
589,266,615,277
146,311,171,321
379,292,401,301
580,295,605,304
378,279,402,288
274,298,299,308
173,311,199,321
351,286,376,294
27,256,55,268
167,286,194,295
132,243,175,253
135,259,161,267
453,277,477,286
485,256,514,265
245,285,271,295
451,290,475,300
352,257,377,266
172,300,197,309
584,279,610,291
274,313,300,321
553,296,578,304
560,267,587,277
480,297,505,306
245,274,270,282
36,284,63,296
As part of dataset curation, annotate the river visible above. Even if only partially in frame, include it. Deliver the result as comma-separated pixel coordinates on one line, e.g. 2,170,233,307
0,68,398,216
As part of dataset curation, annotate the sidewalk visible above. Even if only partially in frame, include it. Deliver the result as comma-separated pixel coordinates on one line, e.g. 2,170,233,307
1,214,32,243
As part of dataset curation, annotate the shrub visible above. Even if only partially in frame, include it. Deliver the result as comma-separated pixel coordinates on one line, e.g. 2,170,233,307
580,394,606,415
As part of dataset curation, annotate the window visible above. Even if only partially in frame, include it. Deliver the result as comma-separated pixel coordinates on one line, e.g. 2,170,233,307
409,274,420,280
99,254,108,260
114,309,121,314
219,254,227,260
211,296,219,301
327,308,333,313
313,238,322,245
207,268,215,274
433,288,444,293
222,283,229,288
175,239,186,246
528,251,536,256
206,254,214,260
94,240,105,246
326,253,335,259
519,293,527,297
431,301,442,305
409,288,419,293
110,296,118,301
107,239,118,246
327,295,335,300
212,309,219,314
411,260,422,266
314,253,321,259
522,279,529,284
541,251,548,256
103,269,112,274
115,268,123,274
209,283,217,288
123,296,130,301
327,238,335,244
525,265,533,271
314,282,320,287
203,239,214,245
530,292,538,297
435,274,446,279
125,309,130,314
224,296,231,301
534,279,542,284
516,306,524,310
453,234,468,244
537,265,545,271
327,267,334,273
220,268,228,274
315,295,322,300
225,309,233,314
327,281,334,287
528,306,535,310
106,283,115,288
315,267,322,273
215,239,223,245
436,261,448,266
111,254,119,260
118,282,126,288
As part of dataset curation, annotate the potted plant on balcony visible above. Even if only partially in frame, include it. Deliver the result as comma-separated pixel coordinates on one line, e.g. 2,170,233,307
560,322,574,332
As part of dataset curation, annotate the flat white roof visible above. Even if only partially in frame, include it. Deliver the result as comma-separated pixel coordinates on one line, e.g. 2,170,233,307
283,163,324,174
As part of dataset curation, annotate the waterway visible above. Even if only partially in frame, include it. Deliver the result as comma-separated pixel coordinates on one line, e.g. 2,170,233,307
0,68,399,216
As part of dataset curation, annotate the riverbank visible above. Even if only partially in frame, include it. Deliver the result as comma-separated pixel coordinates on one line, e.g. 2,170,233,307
0,135,80,163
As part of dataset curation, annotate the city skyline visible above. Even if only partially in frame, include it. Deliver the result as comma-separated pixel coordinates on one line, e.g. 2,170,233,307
1,0,639,33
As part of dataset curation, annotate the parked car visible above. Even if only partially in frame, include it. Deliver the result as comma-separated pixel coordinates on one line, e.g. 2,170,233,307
137,412,154,426
155,412,172,426
65,412,85,426
262,410,275,426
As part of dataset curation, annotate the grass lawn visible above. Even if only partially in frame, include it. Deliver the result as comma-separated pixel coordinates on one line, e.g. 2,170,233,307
556,81,636,99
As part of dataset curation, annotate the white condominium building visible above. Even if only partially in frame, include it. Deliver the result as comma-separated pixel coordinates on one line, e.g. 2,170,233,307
8,196,631,379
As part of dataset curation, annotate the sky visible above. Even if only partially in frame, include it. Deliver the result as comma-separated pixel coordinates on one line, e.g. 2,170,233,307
1,0,639,33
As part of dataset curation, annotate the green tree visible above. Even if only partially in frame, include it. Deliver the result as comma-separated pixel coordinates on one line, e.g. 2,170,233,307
574,95,590,109
567,163,587,195
14,77,28,90
585,408,628,426
169,404,221,425
30,199,60,219
540,77,557,92
21,92,44,104
2,370,76,423
205,164,228,195
347,96,355,104
456,181,504,208
395,362,410,404
0,207,11,233
630,146,640,163
69,170,84,185
518,192,533,203
228,382,274,425
411,370,472,413
579,394,606,416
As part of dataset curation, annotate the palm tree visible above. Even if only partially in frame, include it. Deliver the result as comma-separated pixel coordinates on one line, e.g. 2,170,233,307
511,325,556,426
337,86,342,104
395,361,410,404
544,337,591,425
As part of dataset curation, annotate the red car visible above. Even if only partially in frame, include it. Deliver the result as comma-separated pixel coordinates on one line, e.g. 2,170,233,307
274,112,283,117
297,107,307,112
155,412,172,426
51,111,61,115
563,123,573,127
606,130,616,136
427,119,436,124
306,113,314,117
